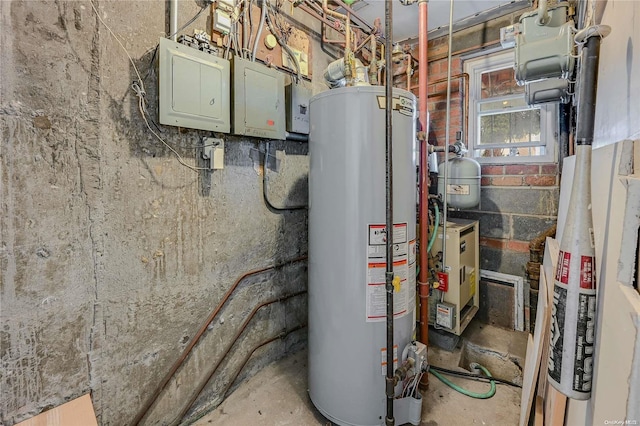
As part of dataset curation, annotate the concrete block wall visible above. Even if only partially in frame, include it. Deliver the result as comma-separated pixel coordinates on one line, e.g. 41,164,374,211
0,1,329,425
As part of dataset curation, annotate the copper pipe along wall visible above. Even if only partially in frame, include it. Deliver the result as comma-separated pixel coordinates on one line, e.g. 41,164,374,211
176,290,307,424
417,0,430,387
219,324,307,404
132,256,308,426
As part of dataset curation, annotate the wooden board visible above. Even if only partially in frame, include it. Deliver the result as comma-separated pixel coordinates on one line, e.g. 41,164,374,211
535,395,544,426
519,266,550,426
544,384,567,426
15,394,97,426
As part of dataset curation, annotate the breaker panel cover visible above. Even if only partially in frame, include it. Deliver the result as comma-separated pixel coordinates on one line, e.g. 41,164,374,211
158,37,230,132
232,57,286,140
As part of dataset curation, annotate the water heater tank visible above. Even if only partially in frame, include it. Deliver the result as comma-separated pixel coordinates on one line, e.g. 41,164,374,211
308,86,417,426
438,157,481,209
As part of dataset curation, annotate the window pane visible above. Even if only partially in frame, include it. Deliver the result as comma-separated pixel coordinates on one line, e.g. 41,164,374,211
479,97,527,112
479,109,541,145
476,146,546,158
481,68,524,99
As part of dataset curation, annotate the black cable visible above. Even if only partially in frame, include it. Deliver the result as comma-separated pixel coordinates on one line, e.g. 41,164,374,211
428,365,522,388
262,142,308,212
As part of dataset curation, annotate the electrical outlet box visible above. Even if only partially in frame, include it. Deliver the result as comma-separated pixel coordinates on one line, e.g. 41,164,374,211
285,82,311,135
232,56,286,140
436,302,456,330
158,37,230,132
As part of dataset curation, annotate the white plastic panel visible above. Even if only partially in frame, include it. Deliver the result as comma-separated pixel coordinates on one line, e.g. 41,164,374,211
159,37,230,132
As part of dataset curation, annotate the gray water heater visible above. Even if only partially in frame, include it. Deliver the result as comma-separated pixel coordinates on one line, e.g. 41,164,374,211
308,86,418,426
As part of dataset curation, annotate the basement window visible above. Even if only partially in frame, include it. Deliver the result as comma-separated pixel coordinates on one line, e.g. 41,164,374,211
465,51,558,164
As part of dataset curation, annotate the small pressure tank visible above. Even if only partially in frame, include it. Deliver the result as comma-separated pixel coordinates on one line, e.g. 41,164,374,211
438,156,481,209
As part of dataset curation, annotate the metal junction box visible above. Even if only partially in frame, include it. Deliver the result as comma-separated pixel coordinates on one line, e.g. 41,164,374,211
430,218,480,335
232,56,286,139
158,37,230,132
285,82,311,134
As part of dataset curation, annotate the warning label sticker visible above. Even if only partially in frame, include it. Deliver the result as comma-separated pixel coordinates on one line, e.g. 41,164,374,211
376,95,415,116
380,345,398,375
366,223,409,322
579,256,596,290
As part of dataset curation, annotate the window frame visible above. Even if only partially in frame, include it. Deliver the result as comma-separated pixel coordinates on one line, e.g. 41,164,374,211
464,50,558,164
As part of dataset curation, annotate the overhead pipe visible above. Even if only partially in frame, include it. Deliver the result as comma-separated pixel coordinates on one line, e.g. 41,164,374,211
417,0,430,386
170,0,179,41
132,256,308,426
322,0,353,84
383,0,394,424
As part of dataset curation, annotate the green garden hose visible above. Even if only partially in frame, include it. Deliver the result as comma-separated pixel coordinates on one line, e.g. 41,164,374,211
429,363,496,399
427,203,440,252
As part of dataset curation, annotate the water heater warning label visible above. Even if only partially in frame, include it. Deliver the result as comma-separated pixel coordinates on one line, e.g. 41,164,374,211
366,223,411,322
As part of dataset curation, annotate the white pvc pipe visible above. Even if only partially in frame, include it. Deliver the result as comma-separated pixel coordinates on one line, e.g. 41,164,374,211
536,0,549,25
170,0,179,41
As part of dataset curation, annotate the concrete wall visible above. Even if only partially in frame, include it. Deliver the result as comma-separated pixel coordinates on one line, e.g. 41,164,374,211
0,1,329,424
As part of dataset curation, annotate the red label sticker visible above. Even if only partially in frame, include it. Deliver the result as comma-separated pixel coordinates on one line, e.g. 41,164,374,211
437,272,449,292
267,119,275,126
580,256,596,289
555,250,571,285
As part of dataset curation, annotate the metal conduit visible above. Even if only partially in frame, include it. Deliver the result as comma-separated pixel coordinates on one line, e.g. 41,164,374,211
384,0,395,424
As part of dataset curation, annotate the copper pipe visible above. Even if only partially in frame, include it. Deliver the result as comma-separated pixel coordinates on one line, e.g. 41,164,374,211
299,2,336,27
132,256,308,426
220,324,307,400
332,0,373,32
417,0,429,388
176,291,307,424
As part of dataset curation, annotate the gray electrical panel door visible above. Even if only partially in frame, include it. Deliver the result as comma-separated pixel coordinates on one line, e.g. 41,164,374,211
159,37,230,132
232,57,285,140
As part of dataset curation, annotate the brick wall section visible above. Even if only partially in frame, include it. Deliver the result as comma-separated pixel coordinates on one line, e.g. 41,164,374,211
481,164,559,187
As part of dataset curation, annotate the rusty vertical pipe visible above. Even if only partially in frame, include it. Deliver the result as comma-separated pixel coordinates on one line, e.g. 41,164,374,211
417,0,430,387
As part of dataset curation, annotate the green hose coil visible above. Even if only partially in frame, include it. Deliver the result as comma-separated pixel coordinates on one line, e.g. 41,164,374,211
429,363,496,399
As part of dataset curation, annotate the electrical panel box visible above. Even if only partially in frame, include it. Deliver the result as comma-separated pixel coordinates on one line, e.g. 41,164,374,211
232,56,286,140
514,4,575,85
285,82,311,135
158,37,230,132
430,218,480,336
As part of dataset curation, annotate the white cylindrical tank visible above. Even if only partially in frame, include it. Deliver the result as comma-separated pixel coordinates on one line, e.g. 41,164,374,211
438,156,481,209
308,86,417,426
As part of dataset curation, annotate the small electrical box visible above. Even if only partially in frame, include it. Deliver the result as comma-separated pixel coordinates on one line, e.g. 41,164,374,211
232,56,286,140
436,302,456,330
285,82,311,135
158,37,230,132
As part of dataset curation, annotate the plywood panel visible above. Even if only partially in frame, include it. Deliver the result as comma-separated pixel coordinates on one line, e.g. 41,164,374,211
15,394,97,426
519,269,550,426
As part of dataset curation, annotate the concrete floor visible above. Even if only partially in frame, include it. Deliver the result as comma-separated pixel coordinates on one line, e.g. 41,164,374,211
194,322,527,426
